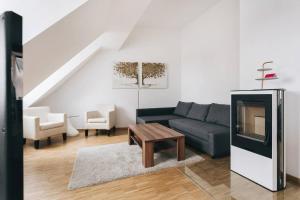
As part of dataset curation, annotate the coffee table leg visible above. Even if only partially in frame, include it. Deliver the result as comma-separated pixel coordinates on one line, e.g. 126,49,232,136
143,141,154,168
128,128,134,145
177,137,185,161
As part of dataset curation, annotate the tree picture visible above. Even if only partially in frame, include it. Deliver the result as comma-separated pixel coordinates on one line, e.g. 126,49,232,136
141,63,167,88
113,62,139,88
113,62,167,89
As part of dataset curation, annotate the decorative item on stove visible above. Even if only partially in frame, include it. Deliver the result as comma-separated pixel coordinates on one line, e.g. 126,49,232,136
255,61,279,89
265,73,277,79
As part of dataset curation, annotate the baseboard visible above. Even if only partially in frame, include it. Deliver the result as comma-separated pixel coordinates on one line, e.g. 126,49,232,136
287,174,300,185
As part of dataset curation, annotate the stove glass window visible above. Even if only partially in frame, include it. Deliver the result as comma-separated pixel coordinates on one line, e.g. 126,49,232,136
236,101,266,142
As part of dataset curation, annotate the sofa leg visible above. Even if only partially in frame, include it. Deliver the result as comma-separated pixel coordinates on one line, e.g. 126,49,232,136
96,129,100,136
23,138,26,145
85,130,88,138
107,129,111,137
34,140,40,149
47,137,51,145
62,133,67,142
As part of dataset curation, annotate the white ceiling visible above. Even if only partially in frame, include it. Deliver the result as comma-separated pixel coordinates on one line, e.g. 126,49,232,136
136,0,221,29
0,0,88,43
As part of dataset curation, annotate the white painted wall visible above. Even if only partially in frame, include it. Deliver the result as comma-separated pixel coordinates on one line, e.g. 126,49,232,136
37,27,181,128
180,0,239,104
240,0,300,178
0,0,88,43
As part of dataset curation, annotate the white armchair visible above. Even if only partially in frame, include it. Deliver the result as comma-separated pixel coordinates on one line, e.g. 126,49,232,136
84,104,116,137
23,107,67,149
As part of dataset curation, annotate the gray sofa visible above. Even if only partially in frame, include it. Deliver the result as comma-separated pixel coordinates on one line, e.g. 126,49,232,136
136,102,230,157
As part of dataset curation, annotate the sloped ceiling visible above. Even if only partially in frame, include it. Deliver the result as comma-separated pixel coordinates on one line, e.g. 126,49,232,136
0,0,88,43
137,0,221,29
23,0,111,94
23,0,152,94
23,0,153,107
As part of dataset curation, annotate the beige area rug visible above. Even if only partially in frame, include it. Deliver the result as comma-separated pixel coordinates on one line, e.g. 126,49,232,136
68,142,203,190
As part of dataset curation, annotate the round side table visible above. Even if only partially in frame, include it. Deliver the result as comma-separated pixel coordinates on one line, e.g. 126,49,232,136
67,115,80,136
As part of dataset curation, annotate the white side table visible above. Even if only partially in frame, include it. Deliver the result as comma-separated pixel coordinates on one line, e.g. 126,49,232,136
67,115,80,136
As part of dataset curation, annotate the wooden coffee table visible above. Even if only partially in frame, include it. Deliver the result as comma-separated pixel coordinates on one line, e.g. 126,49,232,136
128,123,185,168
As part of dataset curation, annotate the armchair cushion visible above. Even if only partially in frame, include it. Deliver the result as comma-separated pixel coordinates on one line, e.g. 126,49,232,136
87,118,106,123
40,122,64,130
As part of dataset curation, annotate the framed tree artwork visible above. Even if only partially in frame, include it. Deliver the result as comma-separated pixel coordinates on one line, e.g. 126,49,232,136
140,62,167,88
113,62,139,88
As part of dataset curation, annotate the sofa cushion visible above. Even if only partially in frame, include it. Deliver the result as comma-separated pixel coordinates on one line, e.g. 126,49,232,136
173,101,193,117
88,118,106,123
169,118,229,141
137,115,183,124
206,103,230,127
186,103,210,121
40,121,64,130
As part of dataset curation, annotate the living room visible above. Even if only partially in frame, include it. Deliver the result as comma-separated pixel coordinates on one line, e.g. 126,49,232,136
1,0,300,199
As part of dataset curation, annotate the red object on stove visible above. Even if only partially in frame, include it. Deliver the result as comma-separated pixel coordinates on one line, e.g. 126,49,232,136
265,73,276,78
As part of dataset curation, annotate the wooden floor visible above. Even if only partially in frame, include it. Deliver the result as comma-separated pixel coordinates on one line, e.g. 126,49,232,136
24,129,300,200
182,157,300,200
24,129,213,200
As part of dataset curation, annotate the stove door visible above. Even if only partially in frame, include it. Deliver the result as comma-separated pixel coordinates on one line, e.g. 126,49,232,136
231,94,273,158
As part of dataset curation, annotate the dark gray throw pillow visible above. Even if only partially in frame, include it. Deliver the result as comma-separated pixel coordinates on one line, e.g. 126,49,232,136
174,101,193,117
206,103,230,127
186,103,210,121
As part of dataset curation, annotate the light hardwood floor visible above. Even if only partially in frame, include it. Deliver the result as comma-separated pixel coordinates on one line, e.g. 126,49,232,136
183,157,300,200
24,129,300,200
24,129,213,200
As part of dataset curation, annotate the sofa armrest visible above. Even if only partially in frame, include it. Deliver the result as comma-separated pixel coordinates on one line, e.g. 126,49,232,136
136,107,176,117
23,116,40,140
107,110,116,128
208,131,230,158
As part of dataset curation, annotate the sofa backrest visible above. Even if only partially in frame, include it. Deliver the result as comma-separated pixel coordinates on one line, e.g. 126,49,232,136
205,103,230,127
23,106,50,123
174,101,193,117
186,103,210,121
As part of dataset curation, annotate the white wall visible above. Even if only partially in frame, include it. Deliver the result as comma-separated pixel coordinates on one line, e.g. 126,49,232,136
37,27,181,128
180,0,239,104
240,0,300,178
